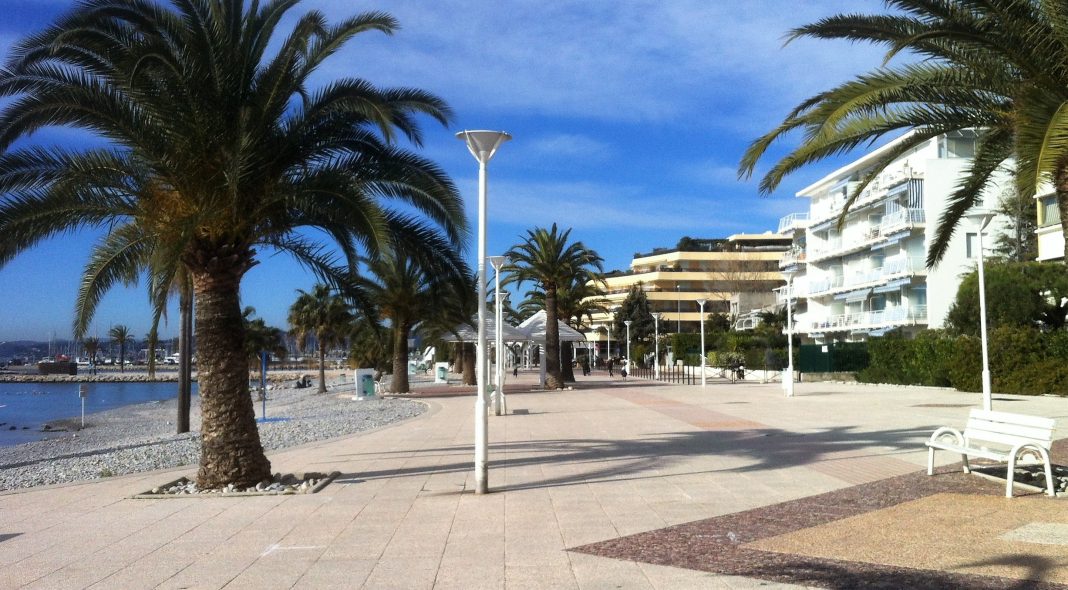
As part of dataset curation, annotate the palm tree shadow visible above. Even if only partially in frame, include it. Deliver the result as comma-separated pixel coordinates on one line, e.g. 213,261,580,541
329,423,942,492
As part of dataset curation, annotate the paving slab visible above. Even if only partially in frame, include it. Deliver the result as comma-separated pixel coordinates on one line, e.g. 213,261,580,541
1,374,1066,589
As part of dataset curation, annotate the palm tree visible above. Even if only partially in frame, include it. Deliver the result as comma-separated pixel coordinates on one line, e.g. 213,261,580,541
108,325,131,373
738,0,1068,265
506,224,604,388
0,1,466,489
519,272,606,382
82,337,100,374
289,285,354,394
359,242,470,393
243,307,287,400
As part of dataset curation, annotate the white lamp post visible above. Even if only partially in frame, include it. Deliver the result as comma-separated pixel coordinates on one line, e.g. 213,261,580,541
966,209,995,411
653,313,661,380
624,320,632,376
488,255,508,416
696,299,707,387
457,130,511,495
781,268,796,397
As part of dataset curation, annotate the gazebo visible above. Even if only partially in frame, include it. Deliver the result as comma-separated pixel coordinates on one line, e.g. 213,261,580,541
517,310,587,387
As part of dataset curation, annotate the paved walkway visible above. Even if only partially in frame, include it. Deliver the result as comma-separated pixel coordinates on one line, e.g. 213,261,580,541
1,373,1065,589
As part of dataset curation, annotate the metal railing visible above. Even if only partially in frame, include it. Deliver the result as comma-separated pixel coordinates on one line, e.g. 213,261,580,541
804,305,928,333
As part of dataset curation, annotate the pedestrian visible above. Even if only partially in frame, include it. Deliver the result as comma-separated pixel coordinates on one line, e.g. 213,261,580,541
621,366,628,381
513,365,518,378
607,358,614,377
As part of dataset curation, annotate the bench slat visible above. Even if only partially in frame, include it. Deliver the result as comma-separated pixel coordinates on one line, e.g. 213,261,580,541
968,409,1056,430
926,441,1006,461
964,420,1054,443
965,429,1052,450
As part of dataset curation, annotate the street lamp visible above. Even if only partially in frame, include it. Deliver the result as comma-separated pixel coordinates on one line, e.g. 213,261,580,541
781,267,796,397
457,129,511,495
488,255,508,416
676,284,681,333
624,320,632,376
966,208,995,411
653,313,662,381
696,299,707,387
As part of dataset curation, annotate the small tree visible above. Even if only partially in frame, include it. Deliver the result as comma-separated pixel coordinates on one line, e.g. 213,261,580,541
992,186,1038,262
613,283,655,354
289,285,354,394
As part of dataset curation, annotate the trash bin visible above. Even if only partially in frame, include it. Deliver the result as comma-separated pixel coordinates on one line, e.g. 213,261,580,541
434,362,450,384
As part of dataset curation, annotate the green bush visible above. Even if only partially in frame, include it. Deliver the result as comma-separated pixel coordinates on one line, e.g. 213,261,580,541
946,335,982,392
1003,359,1068,396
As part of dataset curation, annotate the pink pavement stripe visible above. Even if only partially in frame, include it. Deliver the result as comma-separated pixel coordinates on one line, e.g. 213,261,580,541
603,387,921,485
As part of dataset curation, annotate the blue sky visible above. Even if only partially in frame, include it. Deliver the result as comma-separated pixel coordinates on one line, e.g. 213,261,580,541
0,0,889,342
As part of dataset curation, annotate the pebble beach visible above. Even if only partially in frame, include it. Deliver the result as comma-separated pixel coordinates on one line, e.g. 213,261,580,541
0,372,426,491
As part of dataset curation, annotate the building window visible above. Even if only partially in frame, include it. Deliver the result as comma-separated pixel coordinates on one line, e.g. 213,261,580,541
1039,195,1061,227
965,233,989,258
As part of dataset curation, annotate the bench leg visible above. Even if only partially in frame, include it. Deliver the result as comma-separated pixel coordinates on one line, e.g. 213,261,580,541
1006,455,1017,498
961,453,970,474
927,447,935,476
1044,461,1056,497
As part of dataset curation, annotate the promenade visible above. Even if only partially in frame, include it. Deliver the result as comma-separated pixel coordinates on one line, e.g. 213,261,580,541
1,372,1065,589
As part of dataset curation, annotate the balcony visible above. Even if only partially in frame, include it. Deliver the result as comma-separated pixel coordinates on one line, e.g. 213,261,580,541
802,305,928,334
807,209,926,262
801,256,925,298
808,172,923,228
779,247,806,268
778,212,810,234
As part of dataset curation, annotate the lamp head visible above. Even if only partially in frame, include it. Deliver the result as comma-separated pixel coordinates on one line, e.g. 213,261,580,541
456,130,511,164
965,208,995,230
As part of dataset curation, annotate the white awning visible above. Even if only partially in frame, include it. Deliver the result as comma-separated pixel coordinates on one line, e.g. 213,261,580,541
517,310,587,343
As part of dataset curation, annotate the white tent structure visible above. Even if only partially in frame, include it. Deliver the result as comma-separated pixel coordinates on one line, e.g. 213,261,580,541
444,318,530,343
518,310,587,387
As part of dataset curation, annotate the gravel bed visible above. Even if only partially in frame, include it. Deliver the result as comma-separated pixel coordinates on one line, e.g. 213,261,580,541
0,383,426,491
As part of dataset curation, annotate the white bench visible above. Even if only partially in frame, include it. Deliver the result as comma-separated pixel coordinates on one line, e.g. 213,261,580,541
926,409,1057,497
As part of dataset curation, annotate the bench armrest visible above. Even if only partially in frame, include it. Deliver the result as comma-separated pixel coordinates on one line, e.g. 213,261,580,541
928,426,964,447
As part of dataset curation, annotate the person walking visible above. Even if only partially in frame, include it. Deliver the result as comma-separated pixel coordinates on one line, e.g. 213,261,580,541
607,358,614,377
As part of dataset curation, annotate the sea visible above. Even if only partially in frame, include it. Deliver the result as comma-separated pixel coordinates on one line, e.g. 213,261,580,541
0,381,199,447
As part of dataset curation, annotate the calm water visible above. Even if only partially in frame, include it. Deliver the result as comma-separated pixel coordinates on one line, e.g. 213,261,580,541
0,381,199,447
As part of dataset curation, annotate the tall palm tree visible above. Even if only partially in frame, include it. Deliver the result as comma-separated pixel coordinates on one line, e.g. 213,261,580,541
0,1,466,488
108,325,131,373
288,285,354,394
519,272,606,381
359,239,470,393
506,224,604,389
738,0,1068,266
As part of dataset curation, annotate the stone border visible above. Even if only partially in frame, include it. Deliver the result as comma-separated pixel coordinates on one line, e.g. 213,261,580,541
130,471,339,499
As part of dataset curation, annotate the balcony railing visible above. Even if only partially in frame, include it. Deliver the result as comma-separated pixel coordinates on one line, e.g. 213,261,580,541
779,247,806,268
778,212,811,234
807,208,926,262
808,172,923,227
802,305,928,333
791,257,925,299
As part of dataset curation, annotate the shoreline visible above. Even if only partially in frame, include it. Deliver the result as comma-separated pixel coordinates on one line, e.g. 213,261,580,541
0,368,348,384
0,379,426,491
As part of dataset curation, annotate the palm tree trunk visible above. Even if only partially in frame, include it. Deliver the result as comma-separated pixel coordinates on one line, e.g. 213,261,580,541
391,323,410,393
192,262,271,490
544,286,563,389
317,342,327,394
177,284,193,434
119,341,125,373
1056,165,1068,263
561,339,576,382
462,342,476,385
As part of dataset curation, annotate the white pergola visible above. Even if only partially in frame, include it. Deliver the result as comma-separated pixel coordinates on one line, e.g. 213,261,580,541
517,310,587,387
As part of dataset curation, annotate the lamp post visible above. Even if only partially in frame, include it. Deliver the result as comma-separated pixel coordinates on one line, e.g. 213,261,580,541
488,255,508,416
624,320,632,376
966,209,995,411
676,285,681,333
457,130,511,495
653,313,661,381
696,299,707,387
781,268,796,397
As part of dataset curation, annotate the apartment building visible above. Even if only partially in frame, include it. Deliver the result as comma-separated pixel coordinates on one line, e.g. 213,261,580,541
585,233,789,342
780,130,1009,343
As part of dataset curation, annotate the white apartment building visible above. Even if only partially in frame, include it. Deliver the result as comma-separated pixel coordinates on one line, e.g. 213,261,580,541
780,130,1009,343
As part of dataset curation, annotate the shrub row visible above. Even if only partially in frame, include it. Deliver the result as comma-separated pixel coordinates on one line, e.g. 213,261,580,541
857,328,1068,396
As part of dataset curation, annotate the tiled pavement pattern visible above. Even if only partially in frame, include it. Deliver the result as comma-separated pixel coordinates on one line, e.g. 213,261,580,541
1,372,1066,589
